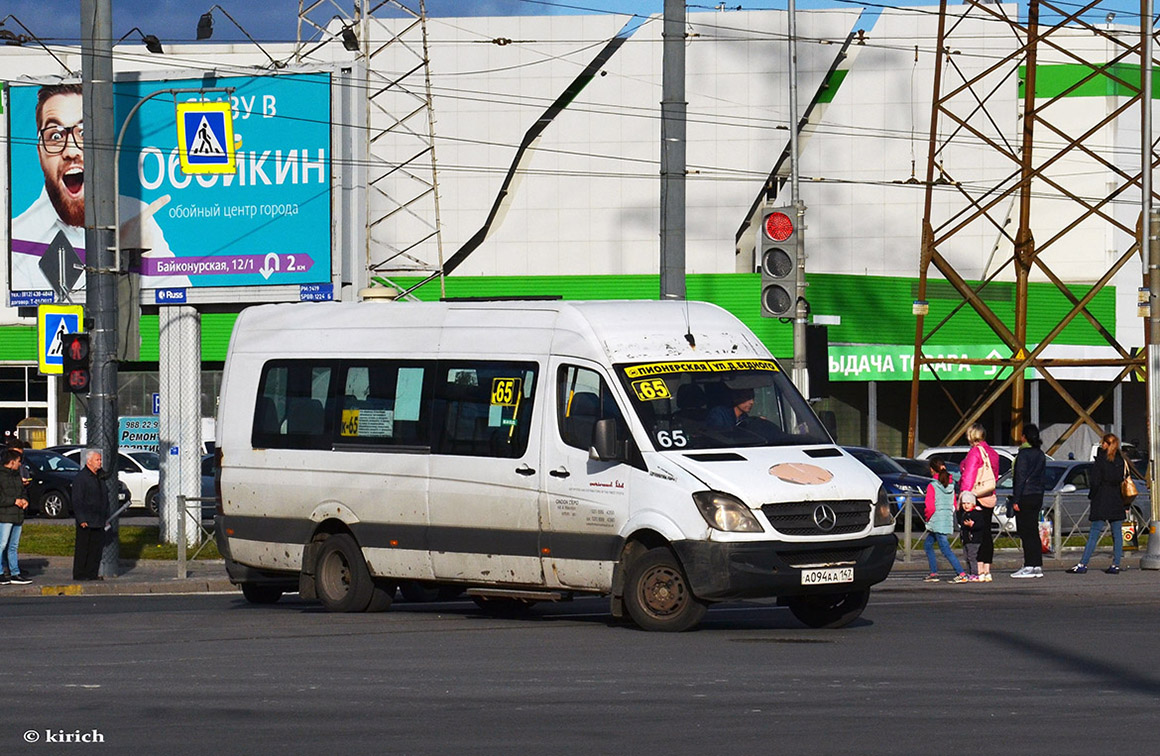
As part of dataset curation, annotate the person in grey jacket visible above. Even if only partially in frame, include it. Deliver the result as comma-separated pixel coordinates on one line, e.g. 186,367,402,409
1010,424,1047,578
0,448,31,585
71,450,109,581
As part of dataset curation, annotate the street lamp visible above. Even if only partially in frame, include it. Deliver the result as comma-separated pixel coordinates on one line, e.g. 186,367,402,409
0,15,76,74
119,27,163,55
195,5,286,68
341,25,360,52
112,87,235,273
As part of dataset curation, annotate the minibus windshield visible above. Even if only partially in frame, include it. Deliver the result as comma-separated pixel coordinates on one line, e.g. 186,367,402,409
616,359,831,451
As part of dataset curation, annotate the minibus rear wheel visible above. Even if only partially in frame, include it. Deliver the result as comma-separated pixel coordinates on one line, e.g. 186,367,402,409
623,547,707,632
785,588,870,629
315,533,376,613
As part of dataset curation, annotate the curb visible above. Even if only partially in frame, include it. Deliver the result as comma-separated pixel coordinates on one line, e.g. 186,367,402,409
4,578,239,598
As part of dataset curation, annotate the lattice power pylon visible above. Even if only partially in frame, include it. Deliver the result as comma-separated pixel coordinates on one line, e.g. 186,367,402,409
298,0,445,298
907,0,1154,456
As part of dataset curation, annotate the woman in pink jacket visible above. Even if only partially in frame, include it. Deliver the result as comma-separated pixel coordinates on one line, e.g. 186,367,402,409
958,423,1000,582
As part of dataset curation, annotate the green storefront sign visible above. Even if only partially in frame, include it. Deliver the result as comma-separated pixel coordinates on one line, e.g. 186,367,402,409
829,344,1035,382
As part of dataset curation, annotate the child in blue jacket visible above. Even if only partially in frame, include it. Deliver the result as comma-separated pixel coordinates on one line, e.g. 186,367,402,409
922,456,968,583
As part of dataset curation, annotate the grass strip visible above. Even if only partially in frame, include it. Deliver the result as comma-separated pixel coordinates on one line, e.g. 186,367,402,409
18,523,221,560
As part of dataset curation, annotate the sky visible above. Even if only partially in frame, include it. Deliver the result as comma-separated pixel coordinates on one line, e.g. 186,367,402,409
0,0,1154,47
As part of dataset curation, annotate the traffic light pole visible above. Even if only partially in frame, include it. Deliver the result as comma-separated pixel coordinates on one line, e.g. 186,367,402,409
81,0,120,577
788,0,808,394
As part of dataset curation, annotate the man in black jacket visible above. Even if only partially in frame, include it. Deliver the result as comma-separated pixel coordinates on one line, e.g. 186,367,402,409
1010,424,1047,579
71,450,109,581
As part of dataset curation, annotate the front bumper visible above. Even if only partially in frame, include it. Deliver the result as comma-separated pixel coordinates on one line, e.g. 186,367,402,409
672,533,897,601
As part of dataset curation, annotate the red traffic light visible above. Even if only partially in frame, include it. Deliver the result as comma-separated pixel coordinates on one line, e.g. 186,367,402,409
763,211,794,242
67,336,89,362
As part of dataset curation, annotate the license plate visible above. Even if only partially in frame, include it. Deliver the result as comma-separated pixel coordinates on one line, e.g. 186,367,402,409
800,567,854,586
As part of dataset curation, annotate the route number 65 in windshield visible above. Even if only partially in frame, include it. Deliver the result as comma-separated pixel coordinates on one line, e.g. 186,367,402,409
631,378,671,401
655,429,688,448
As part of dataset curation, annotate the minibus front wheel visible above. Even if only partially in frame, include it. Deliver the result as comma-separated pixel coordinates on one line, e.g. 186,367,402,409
785,588,870,629
314,533,393,613
623,547,708,632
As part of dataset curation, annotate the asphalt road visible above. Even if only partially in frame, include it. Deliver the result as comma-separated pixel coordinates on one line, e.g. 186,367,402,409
5,572,1159,756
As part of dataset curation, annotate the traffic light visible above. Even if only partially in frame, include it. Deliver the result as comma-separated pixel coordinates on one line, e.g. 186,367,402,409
760,207,802,318
61,333,91,394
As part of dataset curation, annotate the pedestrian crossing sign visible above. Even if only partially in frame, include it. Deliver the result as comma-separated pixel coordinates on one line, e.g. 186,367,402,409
176,101,237,174
38,304,83,375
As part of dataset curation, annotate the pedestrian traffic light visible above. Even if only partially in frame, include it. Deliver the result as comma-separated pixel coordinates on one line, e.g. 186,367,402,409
760,207,802,318
61,333,91,394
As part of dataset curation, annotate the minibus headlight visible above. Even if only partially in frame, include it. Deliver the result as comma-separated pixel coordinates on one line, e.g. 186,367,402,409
693,491,764,532
873,485,893,527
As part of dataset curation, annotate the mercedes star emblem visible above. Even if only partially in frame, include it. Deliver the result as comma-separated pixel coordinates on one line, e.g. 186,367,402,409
812,504,838,532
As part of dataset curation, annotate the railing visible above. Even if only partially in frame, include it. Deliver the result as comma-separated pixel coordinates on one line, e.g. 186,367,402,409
176,494,217,578
897,490,1080,562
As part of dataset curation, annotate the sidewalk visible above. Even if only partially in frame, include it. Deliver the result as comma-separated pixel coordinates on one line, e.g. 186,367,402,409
892,544,1151,574
2,554,237,597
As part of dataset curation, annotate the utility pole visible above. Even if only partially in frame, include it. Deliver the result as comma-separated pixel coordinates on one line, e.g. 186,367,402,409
1140,0,1160,570
81,0,120,575
659,0,686,300
788,0,807,394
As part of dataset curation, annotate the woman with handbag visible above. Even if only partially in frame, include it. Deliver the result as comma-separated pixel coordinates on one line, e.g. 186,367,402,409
1010,423,1047,578
1067,433,1130,575
958,423,1000,582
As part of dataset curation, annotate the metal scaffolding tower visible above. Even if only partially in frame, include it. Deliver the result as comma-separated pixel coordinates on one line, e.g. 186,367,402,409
297,0,445,298
908,0,1155,457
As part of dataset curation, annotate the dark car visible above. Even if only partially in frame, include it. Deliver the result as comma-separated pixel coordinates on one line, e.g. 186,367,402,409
22,449,129,518
894,456,961,481
845,446,932,529
994,460,1151,536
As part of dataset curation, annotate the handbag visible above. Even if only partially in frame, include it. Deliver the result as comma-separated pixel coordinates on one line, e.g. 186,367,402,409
1121,459,1139,504
972,449,997,507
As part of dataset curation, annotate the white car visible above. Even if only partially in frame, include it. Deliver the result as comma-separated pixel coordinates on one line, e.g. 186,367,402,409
54,447,161,514
916,445,1025,477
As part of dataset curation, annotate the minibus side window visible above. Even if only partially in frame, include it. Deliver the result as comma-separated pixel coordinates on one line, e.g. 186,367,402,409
251,361,334,450
431,361,537,458
557,365,625,452
335,363,429,447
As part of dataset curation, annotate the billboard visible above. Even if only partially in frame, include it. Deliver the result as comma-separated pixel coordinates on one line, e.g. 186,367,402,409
7,72,331,303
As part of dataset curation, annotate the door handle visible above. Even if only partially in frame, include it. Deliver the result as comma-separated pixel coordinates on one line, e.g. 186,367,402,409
549,467,571,479
515,464,536,476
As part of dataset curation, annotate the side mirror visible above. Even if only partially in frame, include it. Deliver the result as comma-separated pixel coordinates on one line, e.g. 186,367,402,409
589,418,624,462
1060,483,1077,493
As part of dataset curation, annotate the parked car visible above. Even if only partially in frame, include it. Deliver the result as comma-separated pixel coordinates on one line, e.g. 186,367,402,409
50,446,161,514
22,449,81,519
844,446,931,529
916,445,1025,477
22,449,129,518
894,456,960,480
993,459,1151,536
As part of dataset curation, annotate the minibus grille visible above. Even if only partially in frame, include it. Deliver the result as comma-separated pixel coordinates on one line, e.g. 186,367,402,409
761,500,870,536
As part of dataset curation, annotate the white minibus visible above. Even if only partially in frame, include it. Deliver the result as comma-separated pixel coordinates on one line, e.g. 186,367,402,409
214,300,896,631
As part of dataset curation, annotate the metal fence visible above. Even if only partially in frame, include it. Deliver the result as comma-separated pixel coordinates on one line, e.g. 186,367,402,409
176,494,216,578
896,490,1142,563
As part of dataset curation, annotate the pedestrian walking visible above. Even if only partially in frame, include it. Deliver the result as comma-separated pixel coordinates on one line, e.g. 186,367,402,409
1010,423,1047,579
0,448,31,585
71,449,109,581
957,494,988,581
958,423,999,582
922,456,968,583
1067,433,1130,574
